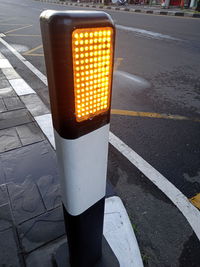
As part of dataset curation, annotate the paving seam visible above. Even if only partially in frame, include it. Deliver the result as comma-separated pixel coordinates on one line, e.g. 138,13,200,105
35,0,200,18
0,52,143,267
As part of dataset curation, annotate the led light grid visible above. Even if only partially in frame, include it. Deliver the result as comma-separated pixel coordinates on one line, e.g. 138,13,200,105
72,27,113,122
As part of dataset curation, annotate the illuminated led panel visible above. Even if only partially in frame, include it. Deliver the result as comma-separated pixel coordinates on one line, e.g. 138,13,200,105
72,27,114,122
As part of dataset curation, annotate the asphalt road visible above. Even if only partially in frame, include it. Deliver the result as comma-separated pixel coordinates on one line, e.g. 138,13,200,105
0,0,200,266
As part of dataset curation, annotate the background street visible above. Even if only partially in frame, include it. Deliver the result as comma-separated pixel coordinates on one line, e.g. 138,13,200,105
0,0,200,266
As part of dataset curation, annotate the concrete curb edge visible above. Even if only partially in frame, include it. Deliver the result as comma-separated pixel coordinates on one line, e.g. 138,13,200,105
35,0,200,18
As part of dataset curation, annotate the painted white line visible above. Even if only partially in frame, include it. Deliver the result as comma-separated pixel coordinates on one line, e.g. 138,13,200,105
0,58,12,68
109,132,200,240
104,196,143,267
9,78,36,95
0,38,47,85
0,33,6,38
1,34,199,242
35,113,55,148
116,24,181,41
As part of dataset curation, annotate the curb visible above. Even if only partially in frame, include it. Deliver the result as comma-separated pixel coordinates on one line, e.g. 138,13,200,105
0,51,144,267
35,0,200,18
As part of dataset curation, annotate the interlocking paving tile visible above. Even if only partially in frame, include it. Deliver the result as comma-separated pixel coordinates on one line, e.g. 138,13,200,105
0,184,9,205
0,228,21,267
0,127,22,153
0,77,10,89
18,206,65,253
37,174,61,211
3,96,25,111
0,203,13,231
16,122,45,146
0,98,6,112
7,179,45,224
0,86,16,98
0,109,33,130
2,141,58,184
21,94,49,117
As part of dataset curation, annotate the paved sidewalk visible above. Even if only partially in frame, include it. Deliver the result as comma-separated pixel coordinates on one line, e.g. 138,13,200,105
0,51,143,266
37,0,200,18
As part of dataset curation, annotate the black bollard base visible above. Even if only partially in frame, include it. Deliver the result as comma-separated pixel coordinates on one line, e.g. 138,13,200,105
53,236,119,267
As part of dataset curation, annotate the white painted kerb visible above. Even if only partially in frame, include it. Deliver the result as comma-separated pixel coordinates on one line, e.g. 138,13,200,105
104,196,144,267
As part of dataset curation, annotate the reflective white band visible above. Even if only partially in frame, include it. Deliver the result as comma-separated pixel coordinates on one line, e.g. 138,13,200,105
54,124,110,216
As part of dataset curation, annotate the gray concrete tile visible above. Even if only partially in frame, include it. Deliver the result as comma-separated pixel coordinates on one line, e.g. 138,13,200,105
7,179,45,224
0,127,22,153
37,175,61,211
0,98,6,112
16,122,45,146
0,161,6,185
3,96,25,111
0,184,9,205
0,78,10,89
21,94,49,117
0,203,13,231
18,206,65,253
2,68,20,80
26,236,67,267
0,86,16,98
2,141,58,184
0,228,21,267
0,109,33,130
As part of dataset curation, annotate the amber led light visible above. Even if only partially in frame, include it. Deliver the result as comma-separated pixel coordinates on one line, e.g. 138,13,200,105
72,27,113,122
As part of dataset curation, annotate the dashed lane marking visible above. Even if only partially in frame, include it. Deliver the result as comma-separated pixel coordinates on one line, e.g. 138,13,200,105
5,24,33,34
111,109,200,123
190,194,200,210
0,37,200,241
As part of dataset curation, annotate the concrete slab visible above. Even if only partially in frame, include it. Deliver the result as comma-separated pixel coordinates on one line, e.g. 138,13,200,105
2,67,20,80
0,127,22,153
0,109,33,130
3,96,25,111
7,179,45,224
16,122,45,146
21,94,49,117
0,228,21,267
26,236,67,267
0,98,6,112
0,58,12,69
0,162,6,185
0,203,13,231
2,141,58,184
9,78,35,96
36,174,61,210
0,86,16,98
0,184,9,205
18,206,65,253
0,77,10,89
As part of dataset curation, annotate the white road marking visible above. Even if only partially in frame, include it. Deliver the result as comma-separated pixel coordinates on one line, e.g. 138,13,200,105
116,24,181,41
9,78,35,95
109,132,200,240
0,38,47,85
1,35,200,242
